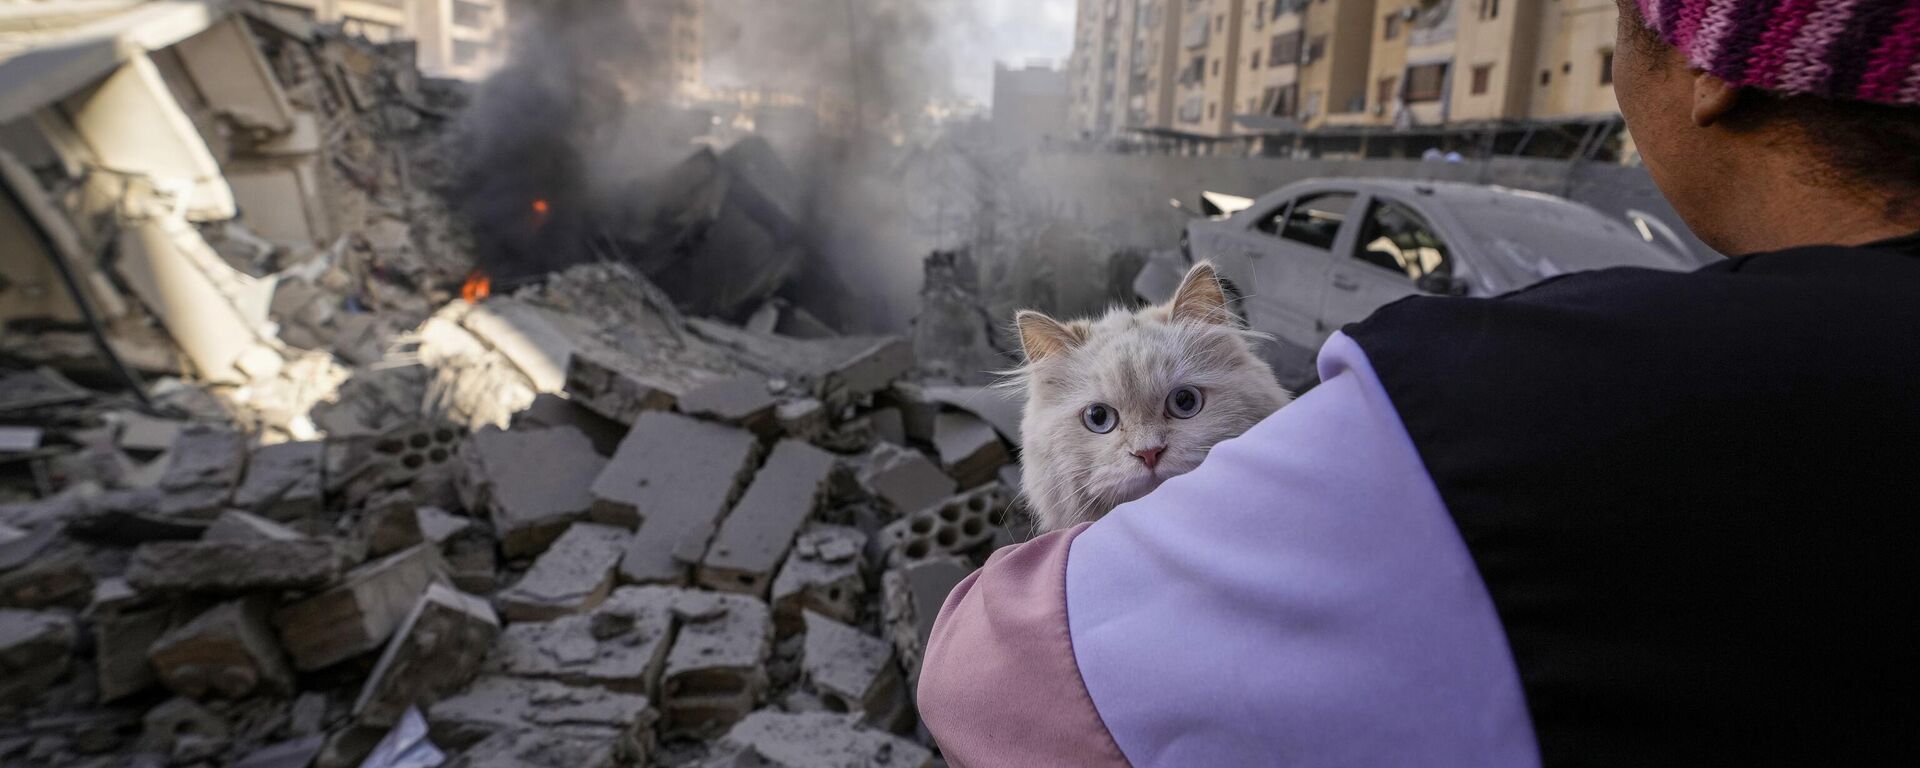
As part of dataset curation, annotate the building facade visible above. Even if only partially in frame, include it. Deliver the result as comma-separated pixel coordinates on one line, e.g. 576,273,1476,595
992,61,1073,147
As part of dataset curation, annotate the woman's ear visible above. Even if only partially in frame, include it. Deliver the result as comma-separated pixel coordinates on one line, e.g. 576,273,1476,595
1016,310,1082,362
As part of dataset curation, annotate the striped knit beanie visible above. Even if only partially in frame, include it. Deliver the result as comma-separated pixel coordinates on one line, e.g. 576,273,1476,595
1634,0,1920,105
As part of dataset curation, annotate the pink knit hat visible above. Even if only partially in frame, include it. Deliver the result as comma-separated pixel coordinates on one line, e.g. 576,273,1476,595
1634,0,1920,105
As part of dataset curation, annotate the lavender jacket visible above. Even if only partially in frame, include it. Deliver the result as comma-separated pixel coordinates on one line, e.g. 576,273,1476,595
917,236,1920,767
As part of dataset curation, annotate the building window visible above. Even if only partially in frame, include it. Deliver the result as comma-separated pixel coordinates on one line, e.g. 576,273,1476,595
1209,102,1217,119
1471,64,1493,95
1540,69,1551,86
1306,35,1326,63
1377,75,1398,107
1257,2,1267,20
1216,14,1225,32
1601,50,1615,84
1384,13,1401,40
1271,31,1302,64
1213,58,1221,76
1253,50,1263,69
1479,0,1500,19
1405,63,1447,102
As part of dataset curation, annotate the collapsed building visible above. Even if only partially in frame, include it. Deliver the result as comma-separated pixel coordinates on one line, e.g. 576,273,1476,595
0,2,1029,766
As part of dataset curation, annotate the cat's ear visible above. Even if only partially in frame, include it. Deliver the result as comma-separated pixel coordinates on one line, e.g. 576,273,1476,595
1169,261,1232,325
1016,310,1082,362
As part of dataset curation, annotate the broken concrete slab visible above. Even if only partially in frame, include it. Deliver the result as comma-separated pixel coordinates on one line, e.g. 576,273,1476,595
232,735,325,768
770,525,867,636
676,376,778,433
148,597,293,700
661,590,772,736
0,545,92,608
66,489,212,543
699,440,836,596
931,411,1008,489
0,521,60,575
203,509,304,543
496,522,631,622
868,407,906,446
90,595,173,703
155,426,248,518
353,584,500,728
359,488,423,557
230,440,324,520
0,608,76,706
881,558,972,688
118,413,186,454
426,676,656,760
856,444,956,517
139,696,231,763
563,346,684,425
590,412,760,585
274,544,448,671
709,711,932,768
775,398,828,442
460,299,585,395
449,728,621,768
511,393,625,457
484,586,676,695
801,612,906,729
919,383,1025,447
126,539,338,594
416,506,471,545
442,531,497,595
462,426,607,559
877,483,1013,568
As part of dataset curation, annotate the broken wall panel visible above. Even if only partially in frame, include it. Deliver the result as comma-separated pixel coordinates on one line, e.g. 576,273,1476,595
58,54,234,221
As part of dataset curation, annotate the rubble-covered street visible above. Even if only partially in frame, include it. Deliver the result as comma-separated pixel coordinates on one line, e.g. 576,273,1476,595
0,2,1030,767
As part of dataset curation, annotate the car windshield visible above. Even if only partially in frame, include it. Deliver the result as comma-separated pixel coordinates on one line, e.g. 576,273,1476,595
1456,196,1689,283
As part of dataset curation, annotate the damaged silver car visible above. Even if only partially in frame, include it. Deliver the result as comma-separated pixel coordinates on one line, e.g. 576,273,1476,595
1138,178,1691,389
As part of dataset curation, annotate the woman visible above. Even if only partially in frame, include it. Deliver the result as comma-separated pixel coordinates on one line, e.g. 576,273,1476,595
917,1,1920,765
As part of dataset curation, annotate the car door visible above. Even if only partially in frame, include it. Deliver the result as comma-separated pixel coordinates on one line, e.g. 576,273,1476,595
1211,190,1357,352
1319,193,1454,330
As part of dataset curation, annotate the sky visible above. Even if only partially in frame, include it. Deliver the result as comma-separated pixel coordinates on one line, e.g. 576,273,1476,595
955,0,1077,103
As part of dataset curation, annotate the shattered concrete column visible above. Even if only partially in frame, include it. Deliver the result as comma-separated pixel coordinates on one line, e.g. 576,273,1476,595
352,584,499,728
229,441,324,520
461,426,607,559
660,590,772,736
698,440,836,596
589,412,759,585
0,608,76,706
770,525,867,635
274,544,448,671
147,597,294,700
802,611,909,730
496,522,632,622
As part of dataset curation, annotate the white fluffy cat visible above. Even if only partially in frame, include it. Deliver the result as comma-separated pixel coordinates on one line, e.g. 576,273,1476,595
1012,261,1292,532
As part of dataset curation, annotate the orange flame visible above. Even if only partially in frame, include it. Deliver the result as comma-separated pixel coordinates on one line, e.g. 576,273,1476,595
461,270,492,303
532,199,550,215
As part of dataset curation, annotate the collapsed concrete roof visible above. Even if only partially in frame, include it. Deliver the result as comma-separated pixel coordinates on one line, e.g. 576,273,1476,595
0,0,233,124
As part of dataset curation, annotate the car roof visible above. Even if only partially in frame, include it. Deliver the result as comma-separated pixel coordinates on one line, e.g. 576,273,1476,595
1283,177,1584,214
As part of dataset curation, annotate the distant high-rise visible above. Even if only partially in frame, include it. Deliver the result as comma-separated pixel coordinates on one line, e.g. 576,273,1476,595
992,61,1072,148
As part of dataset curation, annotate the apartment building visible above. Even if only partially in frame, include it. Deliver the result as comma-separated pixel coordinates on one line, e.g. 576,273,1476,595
1128,0,1186,132
1529,0,1620,118
1234,0,1306,131
1068,0,1141,138
1295,0,1377,128
260,0,509,80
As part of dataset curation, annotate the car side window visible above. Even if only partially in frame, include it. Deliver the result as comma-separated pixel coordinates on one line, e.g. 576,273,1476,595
1273,193,1353,250
1353,199,1452,281
1254,201,1292,236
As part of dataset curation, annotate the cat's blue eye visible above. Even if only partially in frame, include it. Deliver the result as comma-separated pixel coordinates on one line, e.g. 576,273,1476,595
1167,386,1205,419
1082,403,1117,434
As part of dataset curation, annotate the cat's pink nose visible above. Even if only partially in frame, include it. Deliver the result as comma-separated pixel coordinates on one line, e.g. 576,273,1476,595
1133,446,1164,470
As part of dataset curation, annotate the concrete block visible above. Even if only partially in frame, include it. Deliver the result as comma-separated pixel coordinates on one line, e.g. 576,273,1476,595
590,412,759,585
699,440,836,596
661,591,772,736
126,539,338,593
450,728,622,768
771,525,866,635
563,346,681,425
0,545,92,608
358,488,422,557
148,597,293,700
711,711,933,768
353,584,500,728
855,444,955,516
232,735,325,768
426,676,656,760
463,426,607,559
118,413,185,454
818,337,914,406
340,422,463,500
139,696,230,762
775,398,828,442
0,608,76,706
677,376,778,433
876,483,1013,567
230,441,324,520
881,558,971,687
484,586,676,694
511,393,625,457
931,412,1008,489
274,544,448,671
86,579,173,702
497,522,631,622
156,427,248,518
203,509,304,543
801,612,906,729
868,407,906,446
443,531,497,595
